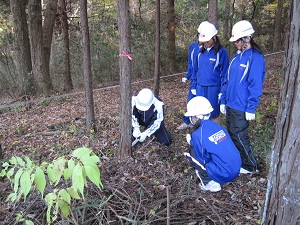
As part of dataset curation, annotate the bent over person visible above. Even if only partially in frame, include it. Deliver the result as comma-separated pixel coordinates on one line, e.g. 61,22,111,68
132,88,172,146
184,96,241,192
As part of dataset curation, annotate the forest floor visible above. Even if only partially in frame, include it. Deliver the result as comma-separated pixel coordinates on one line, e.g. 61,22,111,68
0,54,283,225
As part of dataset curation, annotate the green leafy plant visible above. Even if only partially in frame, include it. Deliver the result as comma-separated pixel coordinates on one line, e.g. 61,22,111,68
0,147,103,224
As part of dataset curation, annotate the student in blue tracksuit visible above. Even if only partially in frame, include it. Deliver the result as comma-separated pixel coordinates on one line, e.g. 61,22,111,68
132,88,172,146
177,21,209,130
220,20,266,174
190,22,229,125
184,96,241,192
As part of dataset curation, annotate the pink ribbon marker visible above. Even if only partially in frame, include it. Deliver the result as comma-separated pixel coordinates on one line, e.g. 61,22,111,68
119,50,132,60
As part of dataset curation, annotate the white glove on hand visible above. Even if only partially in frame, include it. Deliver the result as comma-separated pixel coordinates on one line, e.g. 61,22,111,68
132,128,141,138
139,132,148,142
191,89,196,95
186,134,191,145
245,112,255,121
220,104,226,115
182,77,188,83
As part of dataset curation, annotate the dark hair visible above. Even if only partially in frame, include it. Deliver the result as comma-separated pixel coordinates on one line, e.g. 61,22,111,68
250,38,263,54
200,35,221,55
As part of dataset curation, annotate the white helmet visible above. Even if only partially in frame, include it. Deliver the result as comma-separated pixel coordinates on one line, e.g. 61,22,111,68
229,20,255,42
135,88,154,111
197,21,210,33
184,96,213,117
198,22,218,42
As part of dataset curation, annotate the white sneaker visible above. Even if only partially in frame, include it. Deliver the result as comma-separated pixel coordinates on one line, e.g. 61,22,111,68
199,180,221,192
239,168,260,174
177,123,193,130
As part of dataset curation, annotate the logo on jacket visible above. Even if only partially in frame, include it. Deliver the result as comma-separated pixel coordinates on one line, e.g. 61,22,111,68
209,58,216,64
208,130,227,144
239,64,247,70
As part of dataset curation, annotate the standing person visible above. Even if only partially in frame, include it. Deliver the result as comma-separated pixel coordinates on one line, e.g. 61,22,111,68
184,96,241,192
177,21,210,130
132,88,172,146
190,22,229,125
220,20,266,174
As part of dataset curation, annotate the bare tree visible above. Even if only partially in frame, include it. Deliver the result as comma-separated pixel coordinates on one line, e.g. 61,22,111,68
117,0,132,159
167,0,177,73
208,0,218,26
59,0,73,91
80,0,96,133
10,0,34,95
153,0,160,96
272,0,284,52
43,0,57,91
262,1,300,224
28,0,52,95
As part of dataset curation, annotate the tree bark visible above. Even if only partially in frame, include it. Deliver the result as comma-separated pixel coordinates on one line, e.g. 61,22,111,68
43,0,57,91
117,0,132,159
208,0,218,27
167,0,177,73
262,1,300,224
10,0,34,95
80,0,96,133
153,0,160,96
28,0,51,95
59,0,73,91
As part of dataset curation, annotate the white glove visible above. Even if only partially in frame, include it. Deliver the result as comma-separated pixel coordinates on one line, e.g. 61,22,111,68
139,132,148,142
245,112,255,121
182,77,188,83
186,134,191,145
220,104,226,115
132,128,141,138
191,89,196,95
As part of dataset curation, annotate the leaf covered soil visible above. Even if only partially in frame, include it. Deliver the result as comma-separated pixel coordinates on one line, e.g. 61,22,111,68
0,54,282,224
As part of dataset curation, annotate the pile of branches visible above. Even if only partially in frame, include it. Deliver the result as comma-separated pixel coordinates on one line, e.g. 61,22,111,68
0,142,266,225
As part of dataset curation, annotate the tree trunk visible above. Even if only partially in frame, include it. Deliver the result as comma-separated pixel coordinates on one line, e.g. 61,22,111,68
262,1,300,224
167,0,177,73
80,0,96,133
117,0,132,159
272,0,284,52
43,0,57,91
59,0,73,91
153,0,160,97
208,0,218,27
10,0,34,95
28,0,51,95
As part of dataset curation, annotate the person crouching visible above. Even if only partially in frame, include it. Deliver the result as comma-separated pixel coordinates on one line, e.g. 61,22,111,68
184,96,241,192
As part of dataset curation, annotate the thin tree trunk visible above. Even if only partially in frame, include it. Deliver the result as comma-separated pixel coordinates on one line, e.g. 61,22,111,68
272,0,284,51
10,0,34,95
153,0,160,96
28,0,51,95
208,0,218,26
59,0,73,91
262,1,300,224
117,0,132,159
43,0,57,91
167,0,177,73
80,0,96,133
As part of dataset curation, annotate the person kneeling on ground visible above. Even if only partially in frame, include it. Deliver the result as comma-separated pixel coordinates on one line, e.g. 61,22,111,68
131,88,172,146
184,96,241,192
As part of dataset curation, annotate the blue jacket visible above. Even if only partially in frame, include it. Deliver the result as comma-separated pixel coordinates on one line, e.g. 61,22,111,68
191,46,229,88
185,41,201,80
184,120,241,184
220,48,266,113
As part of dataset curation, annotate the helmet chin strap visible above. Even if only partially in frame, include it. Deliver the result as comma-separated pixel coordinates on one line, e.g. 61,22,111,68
190,113,211,124
240,36,250,51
